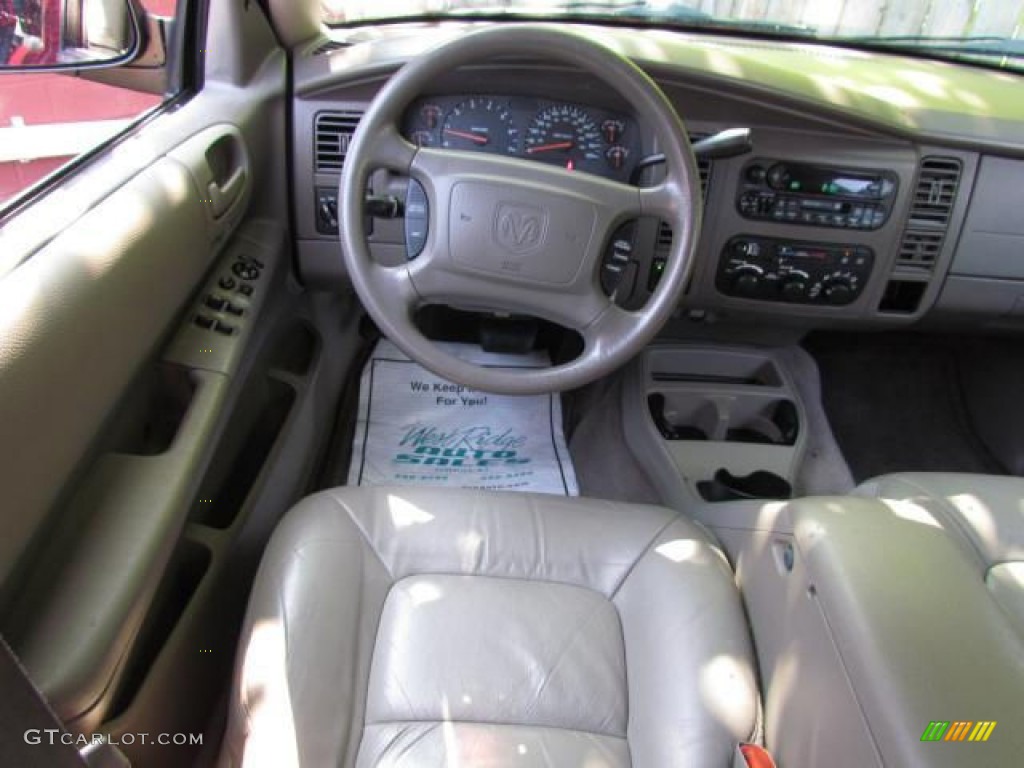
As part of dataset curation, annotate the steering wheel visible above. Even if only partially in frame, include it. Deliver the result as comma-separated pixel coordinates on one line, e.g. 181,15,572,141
340,25,701,395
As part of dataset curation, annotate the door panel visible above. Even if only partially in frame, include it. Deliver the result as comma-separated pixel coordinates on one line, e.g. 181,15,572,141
0,0,295,747
0,155,213,592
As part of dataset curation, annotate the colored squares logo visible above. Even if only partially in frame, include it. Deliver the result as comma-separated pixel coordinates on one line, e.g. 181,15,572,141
921,721,996,743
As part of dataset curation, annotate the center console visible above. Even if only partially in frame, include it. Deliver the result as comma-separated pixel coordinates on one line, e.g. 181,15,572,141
690,489,1024,768
623,345,807,508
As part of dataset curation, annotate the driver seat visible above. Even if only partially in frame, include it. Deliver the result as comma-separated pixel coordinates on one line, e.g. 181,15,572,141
218,486,759,767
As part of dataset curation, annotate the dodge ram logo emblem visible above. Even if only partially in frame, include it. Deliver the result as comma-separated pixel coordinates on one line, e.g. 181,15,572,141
494,203,547,254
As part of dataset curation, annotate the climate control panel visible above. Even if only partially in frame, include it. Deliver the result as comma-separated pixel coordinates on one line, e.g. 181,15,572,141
717,236,874,306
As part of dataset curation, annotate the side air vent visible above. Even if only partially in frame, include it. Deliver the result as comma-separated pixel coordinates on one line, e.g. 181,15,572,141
312,40,347,56
895,157,962,271
314,111,362,172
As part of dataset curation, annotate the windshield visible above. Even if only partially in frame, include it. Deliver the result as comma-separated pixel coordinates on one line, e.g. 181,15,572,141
321,1,1024,70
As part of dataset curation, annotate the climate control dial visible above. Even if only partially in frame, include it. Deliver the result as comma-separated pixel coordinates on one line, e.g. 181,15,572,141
731,265,765,297
779,273,810,302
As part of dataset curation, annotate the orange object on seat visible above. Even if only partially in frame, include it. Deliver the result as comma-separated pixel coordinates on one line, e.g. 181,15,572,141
740,743,778,768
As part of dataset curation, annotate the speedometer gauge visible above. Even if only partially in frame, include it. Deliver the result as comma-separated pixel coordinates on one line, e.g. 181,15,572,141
525,105,603,172
441,97,518,155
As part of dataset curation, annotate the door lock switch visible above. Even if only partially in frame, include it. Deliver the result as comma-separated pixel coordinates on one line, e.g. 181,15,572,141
232,261,260,280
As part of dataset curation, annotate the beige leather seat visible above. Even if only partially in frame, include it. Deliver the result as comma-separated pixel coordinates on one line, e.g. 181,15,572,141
219,487,759,767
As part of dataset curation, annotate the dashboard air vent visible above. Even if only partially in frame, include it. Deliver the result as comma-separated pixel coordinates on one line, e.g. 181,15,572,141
909,157,961,227
656,221,673,252
312,39,346,56
688,132,712,201
314,111,362,172
697,158,711,201
895,157,962,272
652,134,710,260
897,231,944,270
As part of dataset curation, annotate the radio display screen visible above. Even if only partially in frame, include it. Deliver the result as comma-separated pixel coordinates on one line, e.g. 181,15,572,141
782,167,890,199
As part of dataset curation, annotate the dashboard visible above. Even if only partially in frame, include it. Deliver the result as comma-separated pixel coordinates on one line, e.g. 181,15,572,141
401,95,641,182
293,22,1024,334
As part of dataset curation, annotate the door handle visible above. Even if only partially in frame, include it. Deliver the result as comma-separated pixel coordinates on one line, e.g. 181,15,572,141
207,166,245,218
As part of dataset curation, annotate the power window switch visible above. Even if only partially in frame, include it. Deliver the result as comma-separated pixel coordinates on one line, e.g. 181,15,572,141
194,314,215,330
225,302,244,317
213,320,237,336
237,283,254,298
204,295,228,312
218,276,237,291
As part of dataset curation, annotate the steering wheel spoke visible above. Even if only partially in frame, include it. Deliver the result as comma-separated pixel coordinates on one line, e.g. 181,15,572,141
639,181,685,220
581,302,641,358
366,125,418,174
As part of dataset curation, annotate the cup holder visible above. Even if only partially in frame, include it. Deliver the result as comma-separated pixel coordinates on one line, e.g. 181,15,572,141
648,393,717,441
649,392,799,446
727,400,799,446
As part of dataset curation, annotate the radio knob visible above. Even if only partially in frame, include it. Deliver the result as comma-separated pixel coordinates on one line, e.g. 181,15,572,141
780,276,809,301
824,280,854,305
746,165,767,184
766,163,789,190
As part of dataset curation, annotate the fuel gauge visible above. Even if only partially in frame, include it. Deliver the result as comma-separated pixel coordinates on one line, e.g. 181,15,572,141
605,145,630,171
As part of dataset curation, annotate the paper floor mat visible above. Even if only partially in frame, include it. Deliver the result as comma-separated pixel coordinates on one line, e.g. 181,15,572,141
348,340,579,495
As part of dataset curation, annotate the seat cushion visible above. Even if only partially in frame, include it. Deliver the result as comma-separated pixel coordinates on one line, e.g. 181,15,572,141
219,487,758,767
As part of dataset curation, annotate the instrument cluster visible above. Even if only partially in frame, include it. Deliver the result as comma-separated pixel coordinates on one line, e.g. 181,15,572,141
402,95,640,182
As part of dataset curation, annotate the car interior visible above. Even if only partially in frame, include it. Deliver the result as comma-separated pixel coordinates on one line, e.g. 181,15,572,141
1,1,1023,766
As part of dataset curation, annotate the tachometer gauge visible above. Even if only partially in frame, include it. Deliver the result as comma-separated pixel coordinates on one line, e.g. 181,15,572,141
441,97,518,154
525,104,603,172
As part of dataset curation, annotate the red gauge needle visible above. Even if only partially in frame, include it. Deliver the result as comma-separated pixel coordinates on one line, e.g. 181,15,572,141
443,128,489,145
527,141,574,154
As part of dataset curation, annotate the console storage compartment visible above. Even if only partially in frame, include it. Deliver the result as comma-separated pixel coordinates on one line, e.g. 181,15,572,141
694,494,1024,768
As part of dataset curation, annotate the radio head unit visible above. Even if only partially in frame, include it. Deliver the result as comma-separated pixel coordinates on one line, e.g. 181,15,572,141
738,160,899,230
